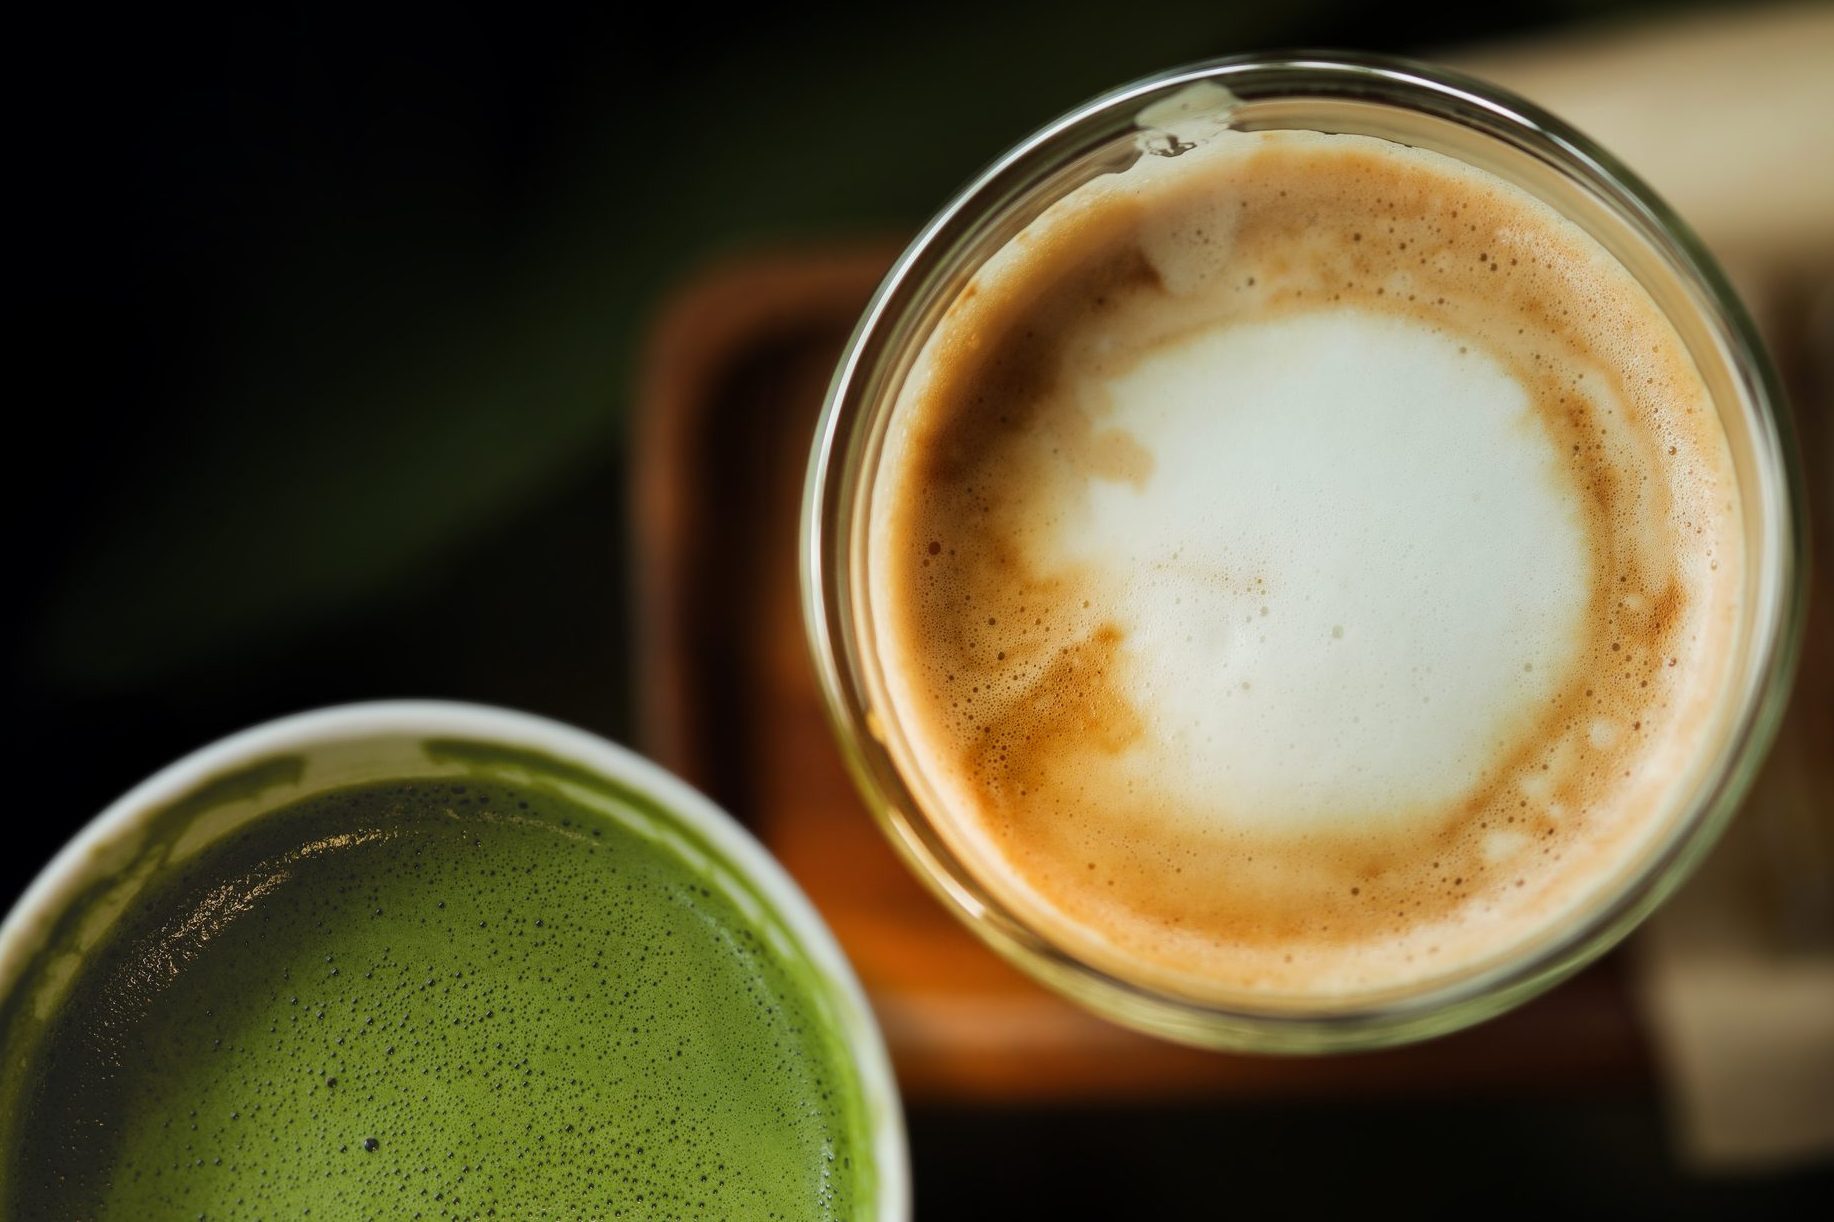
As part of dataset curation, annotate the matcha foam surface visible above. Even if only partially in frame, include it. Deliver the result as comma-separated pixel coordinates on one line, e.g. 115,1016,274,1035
3,778,869,1219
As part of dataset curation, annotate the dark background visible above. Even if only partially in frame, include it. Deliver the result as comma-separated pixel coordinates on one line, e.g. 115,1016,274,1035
9,1,1826,1215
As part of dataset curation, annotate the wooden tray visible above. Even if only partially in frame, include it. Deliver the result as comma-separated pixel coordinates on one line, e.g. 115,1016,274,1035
632,243,1652,1103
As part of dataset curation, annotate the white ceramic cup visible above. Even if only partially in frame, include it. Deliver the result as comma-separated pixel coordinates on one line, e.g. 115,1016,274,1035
0,701,910,1220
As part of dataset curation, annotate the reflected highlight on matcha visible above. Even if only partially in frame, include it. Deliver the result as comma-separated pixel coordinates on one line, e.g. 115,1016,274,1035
3,772,873,1218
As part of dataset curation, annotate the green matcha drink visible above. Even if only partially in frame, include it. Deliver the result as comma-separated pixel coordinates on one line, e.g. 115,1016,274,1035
0,708,899,1220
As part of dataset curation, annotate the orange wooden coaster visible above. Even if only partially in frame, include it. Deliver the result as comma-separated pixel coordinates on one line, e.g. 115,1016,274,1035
632,244,1650,1103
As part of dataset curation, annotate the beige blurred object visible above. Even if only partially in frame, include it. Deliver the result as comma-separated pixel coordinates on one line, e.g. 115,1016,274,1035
1457,3,1834,270
1463,5,1834,1172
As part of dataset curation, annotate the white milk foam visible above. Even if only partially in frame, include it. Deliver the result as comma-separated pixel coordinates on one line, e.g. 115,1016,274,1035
1059,310,1587,828
868,127,1746,1004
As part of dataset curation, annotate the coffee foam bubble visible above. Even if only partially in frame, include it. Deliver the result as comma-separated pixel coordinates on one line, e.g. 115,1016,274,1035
868,129,1745,1003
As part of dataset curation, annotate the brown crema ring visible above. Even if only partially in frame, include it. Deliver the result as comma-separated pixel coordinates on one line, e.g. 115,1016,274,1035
870,132,1743,1001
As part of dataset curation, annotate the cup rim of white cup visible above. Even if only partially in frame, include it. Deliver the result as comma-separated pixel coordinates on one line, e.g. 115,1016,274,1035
0,699,911,1220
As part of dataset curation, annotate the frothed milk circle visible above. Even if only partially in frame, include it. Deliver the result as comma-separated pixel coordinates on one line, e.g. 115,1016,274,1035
865,126,1746,1004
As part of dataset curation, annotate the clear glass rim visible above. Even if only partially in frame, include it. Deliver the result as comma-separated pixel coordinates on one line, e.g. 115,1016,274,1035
802,51,1808,1051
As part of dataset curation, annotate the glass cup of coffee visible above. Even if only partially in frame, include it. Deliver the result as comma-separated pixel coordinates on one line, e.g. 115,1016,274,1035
0,702,909,1218
802,53,1805,1051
